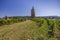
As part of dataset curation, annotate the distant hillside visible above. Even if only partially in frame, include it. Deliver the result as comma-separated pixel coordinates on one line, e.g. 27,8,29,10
39,16,60,19
0,16,60,20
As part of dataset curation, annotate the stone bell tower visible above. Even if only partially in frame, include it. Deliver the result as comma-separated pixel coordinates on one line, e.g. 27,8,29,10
31,7,35,18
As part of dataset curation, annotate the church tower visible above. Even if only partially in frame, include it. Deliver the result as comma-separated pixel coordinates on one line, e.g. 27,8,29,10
31,7,35,18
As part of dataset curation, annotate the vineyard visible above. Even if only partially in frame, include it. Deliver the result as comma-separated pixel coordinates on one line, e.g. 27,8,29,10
0,18,60,40
0,17,26,26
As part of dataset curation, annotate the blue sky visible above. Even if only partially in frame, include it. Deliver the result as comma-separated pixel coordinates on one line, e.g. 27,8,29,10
0,0,60,17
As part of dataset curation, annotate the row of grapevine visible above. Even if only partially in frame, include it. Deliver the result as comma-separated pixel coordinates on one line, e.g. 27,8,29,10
0,17,26,26
31,18,60,40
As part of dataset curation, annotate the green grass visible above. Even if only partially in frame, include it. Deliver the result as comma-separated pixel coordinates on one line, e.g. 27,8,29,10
0,20,58,40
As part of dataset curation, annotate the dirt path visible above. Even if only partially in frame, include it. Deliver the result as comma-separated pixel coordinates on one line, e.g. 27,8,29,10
56,34,60,40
